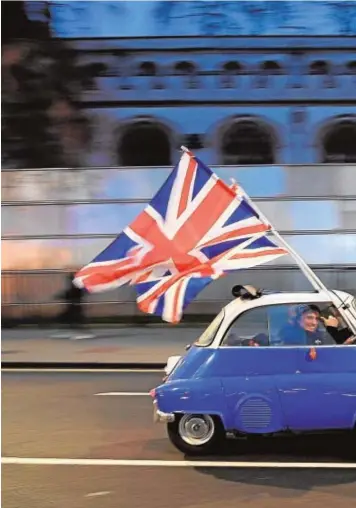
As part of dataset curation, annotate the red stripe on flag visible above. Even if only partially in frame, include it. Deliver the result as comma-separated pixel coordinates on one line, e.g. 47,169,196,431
177,158,197,218
175,180,237,252
229,247,288,261
199,224,270,248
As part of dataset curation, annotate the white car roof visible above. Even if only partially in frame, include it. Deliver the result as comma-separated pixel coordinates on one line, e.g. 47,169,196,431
206,289,356,349
223,289,354,321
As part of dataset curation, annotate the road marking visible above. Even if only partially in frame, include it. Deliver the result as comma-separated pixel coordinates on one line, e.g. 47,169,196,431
95,392,149,396
85,491,111,498
2,457,356,469
1,368,163,374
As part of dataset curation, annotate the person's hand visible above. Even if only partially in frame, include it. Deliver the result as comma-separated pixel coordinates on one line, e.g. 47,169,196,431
344,335,356,345
320,315,339,328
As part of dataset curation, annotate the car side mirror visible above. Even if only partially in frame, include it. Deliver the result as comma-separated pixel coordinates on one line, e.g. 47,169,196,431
185,344,191,351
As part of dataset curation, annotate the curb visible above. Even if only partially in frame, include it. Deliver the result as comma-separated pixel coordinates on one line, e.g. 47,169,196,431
1,362,166,370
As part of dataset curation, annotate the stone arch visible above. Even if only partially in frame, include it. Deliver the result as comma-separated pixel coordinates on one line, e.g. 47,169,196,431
117,118,174,166
174,61,197,75
261,60,283,74
222,61,244,74
309,60,330,75
173,60,199,88
137,61,157,76
216,116,278,165
347,61,356,75
220,61,244,88
309,60,335,87
256,60,284,87
318,116,356,163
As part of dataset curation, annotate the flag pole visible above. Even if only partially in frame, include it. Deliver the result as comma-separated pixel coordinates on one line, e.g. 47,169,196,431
231,179,356,333
180,150,350,319
180,147,325,292
181,145,193,156
229,179,326,292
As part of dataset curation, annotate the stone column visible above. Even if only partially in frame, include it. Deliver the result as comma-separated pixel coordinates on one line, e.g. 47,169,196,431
82,111,117,168
289,107,314,163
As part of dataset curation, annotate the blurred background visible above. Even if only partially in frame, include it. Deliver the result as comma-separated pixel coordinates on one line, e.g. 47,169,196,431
2,0,356,326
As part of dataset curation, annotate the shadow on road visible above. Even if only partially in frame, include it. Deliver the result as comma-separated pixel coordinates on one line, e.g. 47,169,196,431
189,434,356,493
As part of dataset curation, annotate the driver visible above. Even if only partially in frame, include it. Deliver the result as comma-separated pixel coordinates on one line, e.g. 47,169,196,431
320,307,356,345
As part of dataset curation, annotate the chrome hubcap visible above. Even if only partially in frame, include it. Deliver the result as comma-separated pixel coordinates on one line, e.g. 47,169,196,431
178,414,215,446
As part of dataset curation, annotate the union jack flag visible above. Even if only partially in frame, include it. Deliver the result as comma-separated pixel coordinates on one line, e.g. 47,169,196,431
74,149,287,323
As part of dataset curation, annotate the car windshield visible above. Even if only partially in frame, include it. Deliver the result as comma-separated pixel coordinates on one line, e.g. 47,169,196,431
194,309,225,347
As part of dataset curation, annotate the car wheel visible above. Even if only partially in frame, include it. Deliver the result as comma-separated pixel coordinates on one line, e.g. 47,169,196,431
167,413,225,456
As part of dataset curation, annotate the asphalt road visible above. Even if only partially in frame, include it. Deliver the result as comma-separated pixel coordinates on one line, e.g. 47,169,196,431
2,371,356,508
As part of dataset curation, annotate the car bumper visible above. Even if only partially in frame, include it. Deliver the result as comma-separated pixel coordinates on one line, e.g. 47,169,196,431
153,400,175,423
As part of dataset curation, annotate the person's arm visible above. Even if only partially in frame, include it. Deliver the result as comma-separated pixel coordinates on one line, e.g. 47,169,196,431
321,315,354,344
326,326,352,344
344,335,356,345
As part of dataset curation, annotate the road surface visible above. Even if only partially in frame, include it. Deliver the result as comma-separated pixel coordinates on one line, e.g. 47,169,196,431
2,370,356,508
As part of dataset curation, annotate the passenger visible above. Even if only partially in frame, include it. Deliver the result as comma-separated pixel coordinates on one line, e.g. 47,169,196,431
320,308,356,345
279,304,328,346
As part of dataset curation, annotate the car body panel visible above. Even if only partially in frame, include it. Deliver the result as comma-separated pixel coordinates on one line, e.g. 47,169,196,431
277,345,356,430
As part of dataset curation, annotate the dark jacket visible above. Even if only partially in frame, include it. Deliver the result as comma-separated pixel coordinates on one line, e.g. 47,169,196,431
326,326,353,345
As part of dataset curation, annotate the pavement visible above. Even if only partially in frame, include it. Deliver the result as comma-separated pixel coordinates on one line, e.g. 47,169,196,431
1,326,202,365
2,370,356,508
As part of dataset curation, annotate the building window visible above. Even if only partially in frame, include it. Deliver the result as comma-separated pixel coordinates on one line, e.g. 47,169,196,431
309,60,335,87
256,60,282,87
138,61,157,77
322,120,356,163
220,120,275,165
347,61,356,75
137,61,164,88
262,61,282,74
309,60,329,75
183,134,203,150
81,62,108,90
175,61,196,75
118,121,171,166
221,61,243,88
174,61,198,88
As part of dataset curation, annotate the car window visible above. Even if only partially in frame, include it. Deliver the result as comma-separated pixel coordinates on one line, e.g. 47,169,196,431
221,302,341,348
221,307,269,347
268,302,337,346
194,309,225,347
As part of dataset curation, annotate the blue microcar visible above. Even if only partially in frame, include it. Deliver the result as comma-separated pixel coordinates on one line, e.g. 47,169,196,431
151,285,356,455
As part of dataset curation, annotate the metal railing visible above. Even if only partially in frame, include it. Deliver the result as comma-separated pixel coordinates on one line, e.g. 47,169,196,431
2,163,356,322
2,265,356,323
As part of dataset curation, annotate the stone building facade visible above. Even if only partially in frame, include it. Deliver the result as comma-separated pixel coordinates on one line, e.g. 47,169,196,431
2,1,354,323
26,0,356,167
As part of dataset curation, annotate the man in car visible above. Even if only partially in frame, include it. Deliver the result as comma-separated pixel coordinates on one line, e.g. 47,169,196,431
280,304,356,346
279,304,329,346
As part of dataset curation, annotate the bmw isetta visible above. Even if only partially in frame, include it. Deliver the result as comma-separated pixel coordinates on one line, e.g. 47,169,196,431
151,285,356,455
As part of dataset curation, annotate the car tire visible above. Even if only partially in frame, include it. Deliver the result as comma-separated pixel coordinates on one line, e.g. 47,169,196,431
167,413,225,456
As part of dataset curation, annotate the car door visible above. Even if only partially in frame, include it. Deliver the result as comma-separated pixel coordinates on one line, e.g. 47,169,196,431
280,344,356,431
267,302,356,431
217,306,297,434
